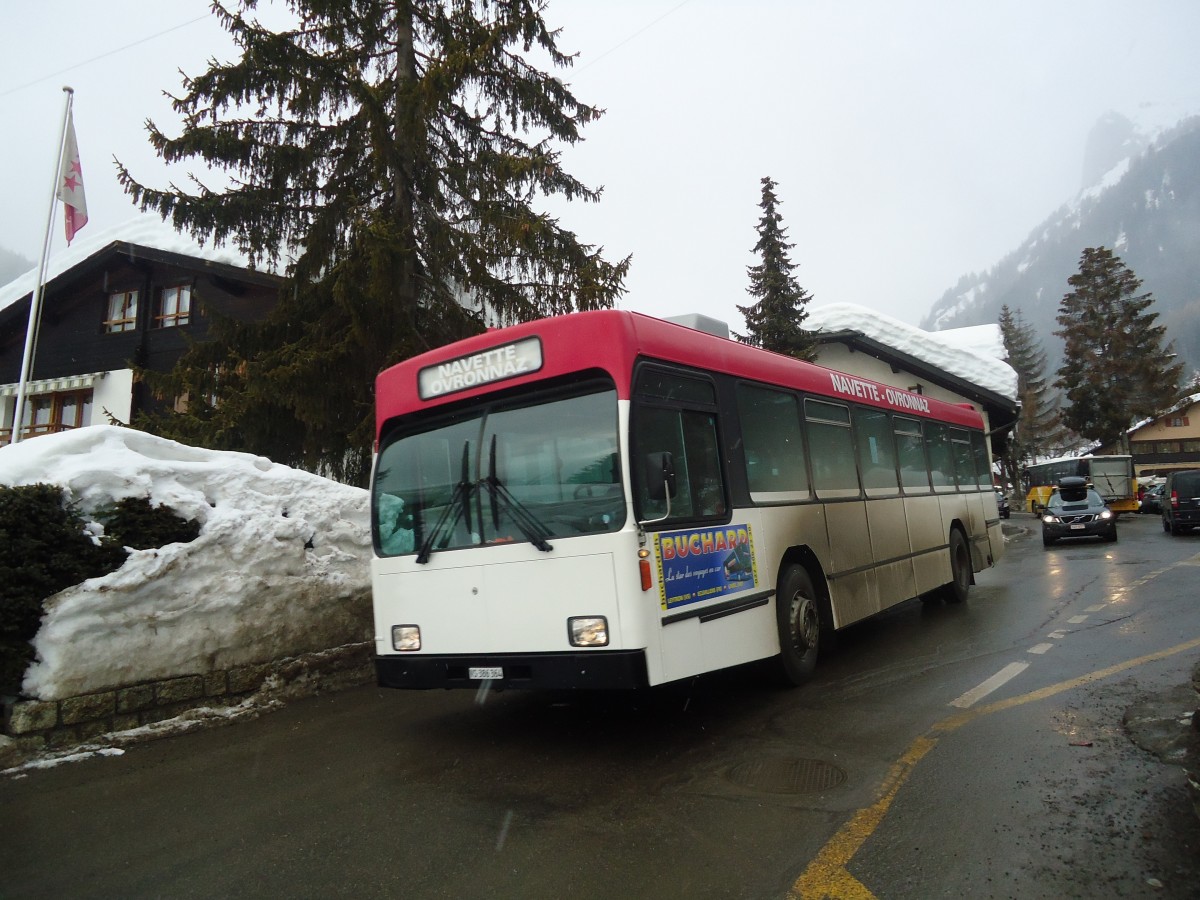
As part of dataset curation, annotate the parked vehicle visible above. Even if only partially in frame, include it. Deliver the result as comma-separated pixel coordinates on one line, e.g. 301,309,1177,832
1042,477,1117,547
1162,469,1200,535
994,488,1011,519
1139,483,1165,515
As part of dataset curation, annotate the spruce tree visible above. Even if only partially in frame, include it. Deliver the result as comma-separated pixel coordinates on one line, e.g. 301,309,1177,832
1055,247,1183,451
116,0,629,485
999,304,1063,482
736,177,817,361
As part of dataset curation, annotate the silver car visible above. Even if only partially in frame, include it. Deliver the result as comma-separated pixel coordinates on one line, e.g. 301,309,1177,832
1041,477,1117,547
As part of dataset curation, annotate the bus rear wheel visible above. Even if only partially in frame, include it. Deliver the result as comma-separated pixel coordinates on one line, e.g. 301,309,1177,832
773,565,826,686
940,529,971,604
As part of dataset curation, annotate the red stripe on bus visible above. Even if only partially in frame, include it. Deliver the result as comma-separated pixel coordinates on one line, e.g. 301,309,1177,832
375,310,984,437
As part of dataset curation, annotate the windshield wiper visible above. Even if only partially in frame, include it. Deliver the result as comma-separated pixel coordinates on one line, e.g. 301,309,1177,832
416,441,474,565
482,434,553,553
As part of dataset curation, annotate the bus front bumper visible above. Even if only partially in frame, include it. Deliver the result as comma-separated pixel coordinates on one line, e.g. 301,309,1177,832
375,650,649,691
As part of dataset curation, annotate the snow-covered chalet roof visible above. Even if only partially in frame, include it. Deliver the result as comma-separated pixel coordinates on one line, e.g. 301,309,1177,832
0,215,277,316
1127,391,1200,434
806,302,1018,402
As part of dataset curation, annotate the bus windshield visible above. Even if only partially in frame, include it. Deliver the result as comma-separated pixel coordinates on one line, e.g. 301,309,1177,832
372,384,625,557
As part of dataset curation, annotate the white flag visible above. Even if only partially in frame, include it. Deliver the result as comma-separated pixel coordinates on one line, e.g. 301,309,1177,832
56,110,88,244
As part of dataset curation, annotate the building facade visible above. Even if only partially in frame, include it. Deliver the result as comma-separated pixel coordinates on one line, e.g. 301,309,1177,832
1,220,281,444
1119,395,1200,478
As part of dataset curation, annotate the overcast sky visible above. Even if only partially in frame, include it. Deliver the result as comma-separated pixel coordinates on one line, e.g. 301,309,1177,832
3,1,1199,327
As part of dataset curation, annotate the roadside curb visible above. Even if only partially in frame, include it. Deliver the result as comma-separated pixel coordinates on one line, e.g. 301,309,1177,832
1,642,374,773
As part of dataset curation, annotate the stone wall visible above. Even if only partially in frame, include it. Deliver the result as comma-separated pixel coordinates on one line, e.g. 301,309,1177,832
1,642,373,767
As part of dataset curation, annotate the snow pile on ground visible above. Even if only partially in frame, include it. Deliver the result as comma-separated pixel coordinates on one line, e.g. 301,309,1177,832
0,426,371,701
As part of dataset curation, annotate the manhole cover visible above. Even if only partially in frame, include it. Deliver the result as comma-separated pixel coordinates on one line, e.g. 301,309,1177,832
726,757,847,794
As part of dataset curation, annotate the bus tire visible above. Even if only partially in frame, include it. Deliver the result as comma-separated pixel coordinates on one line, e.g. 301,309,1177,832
772,565,825,686
940,529,970,604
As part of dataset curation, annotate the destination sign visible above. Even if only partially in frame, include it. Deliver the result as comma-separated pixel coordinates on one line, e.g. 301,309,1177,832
418,336,543,400
828,372,931,414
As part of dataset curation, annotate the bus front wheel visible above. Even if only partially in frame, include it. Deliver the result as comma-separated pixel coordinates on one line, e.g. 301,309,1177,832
773,565,826,686
940,529,971,604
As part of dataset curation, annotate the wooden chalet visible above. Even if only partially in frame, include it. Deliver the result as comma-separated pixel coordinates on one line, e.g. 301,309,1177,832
0,219,282,444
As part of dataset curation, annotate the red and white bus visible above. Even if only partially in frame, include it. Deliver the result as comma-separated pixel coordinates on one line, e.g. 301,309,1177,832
370,310,1004,690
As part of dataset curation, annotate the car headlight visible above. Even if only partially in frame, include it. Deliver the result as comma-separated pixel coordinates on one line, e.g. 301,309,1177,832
1100,509,1113,520
1042,515,1057,524
568,616,609,647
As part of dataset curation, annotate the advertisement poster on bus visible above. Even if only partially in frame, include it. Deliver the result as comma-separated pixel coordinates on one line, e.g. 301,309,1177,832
653,524,759,611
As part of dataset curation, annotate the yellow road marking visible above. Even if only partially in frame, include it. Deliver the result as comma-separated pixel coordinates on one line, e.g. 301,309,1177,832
788,551,1200,900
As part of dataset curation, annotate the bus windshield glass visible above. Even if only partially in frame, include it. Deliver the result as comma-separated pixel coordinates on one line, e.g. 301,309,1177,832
373,384,624,557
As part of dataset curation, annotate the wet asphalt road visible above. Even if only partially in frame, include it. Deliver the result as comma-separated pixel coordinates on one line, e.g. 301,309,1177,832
4,512,1200,899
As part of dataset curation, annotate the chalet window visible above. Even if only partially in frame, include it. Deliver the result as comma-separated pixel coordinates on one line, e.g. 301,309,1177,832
155,285,192,328
104,290,138,333
17,390,92,439
171,365,221,413
172,390,217,413
1168,416,1190,428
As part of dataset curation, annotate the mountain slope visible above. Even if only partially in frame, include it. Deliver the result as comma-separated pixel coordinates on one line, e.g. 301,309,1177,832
922,115,1200,379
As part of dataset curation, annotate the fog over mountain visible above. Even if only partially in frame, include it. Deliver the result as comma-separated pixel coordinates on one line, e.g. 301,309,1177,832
923,113,1200,381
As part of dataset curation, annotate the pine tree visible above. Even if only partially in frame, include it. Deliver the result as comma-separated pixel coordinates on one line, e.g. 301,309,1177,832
998,304,1064,482
1055,247,1183,450
116,0,629,485
736,177,817,361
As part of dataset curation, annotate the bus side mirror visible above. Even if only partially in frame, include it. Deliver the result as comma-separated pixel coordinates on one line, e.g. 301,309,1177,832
645,451,677,501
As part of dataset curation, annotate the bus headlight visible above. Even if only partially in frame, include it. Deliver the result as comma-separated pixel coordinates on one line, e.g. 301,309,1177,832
568,616,609,647
391,625,421,651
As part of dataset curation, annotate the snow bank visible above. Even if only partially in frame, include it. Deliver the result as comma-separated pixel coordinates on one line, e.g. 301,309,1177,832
0,426,371,701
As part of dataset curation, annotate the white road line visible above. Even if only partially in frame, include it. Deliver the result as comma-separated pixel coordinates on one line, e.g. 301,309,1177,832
949,661,1031,709
1067,615,1089,624
1049,630,1068,639
1085,604,1107,612
1029,643,1054,655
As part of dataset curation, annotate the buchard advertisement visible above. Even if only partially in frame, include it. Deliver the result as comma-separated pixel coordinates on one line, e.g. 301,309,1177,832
653,524,759,611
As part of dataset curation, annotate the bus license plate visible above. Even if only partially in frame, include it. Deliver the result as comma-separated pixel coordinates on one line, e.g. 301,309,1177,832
1070,524,1086,530
470,667,504,680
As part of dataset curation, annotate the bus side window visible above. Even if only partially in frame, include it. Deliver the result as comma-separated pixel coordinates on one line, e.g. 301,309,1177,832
853,406,899,496
805,399,858,498
682,413,725,516
634,405,726,522
894,417,930,493
949,428,975,489
970,432,992,488
737,383,809,501
925,422,955,491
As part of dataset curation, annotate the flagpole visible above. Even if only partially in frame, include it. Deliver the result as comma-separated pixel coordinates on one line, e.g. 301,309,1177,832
11,86,74,445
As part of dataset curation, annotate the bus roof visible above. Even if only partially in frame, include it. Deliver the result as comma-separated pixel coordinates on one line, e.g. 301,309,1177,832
375,310,986,438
